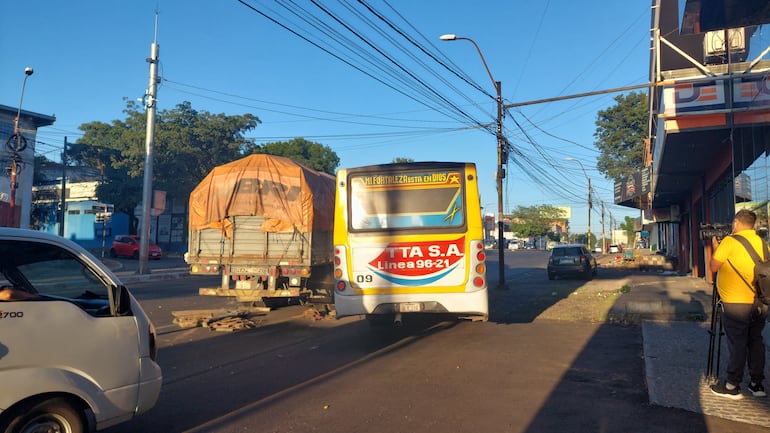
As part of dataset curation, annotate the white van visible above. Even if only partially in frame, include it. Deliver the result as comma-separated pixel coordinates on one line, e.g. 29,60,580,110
0,228,162,433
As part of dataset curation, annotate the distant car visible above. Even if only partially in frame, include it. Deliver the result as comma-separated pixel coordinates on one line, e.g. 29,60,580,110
110,235,162,260
547,244,597,280
593,246,603,254
609,244,621,254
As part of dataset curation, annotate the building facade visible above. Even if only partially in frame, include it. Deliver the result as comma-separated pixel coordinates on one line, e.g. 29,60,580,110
0,104,55,227
645,0,770,280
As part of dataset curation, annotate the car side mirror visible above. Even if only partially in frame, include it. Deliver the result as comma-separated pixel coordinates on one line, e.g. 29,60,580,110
113,285,133,316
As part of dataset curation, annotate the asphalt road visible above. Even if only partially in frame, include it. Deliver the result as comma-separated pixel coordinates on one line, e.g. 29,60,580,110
101,251,767,433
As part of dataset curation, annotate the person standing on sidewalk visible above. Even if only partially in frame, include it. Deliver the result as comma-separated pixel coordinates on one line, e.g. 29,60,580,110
709,208,768,400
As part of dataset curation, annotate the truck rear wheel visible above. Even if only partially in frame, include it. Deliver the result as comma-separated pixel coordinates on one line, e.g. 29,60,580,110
2,397,86,433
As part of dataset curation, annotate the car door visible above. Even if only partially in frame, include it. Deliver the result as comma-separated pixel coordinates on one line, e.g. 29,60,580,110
0,239,143,419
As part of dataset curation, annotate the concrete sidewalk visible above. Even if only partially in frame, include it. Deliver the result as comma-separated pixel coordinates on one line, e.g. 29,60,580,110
597,259,770,427
100,254,190,283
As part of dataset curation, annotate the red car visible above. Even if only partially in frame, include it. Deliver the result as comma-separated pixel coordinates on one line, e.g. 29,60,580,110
109,235,163,259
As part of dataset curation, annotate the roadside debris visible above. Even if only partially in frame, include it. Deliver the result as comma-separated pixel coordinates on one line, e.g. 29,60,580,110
208,316,262,332
171,309,263,331
302,305,336,321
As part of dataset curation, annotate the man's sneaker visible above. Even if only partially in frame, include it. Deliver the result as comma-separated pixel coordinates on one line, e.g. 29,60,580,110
710,382,743,400
749,382,767,397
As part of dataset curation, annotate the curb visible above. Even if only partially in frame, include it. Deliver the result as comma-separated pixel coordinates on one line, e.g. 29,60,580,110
118,270,190,284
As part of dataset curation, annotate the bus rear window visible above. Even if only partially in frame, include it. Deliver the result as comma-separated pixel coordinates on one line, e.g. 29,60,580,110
348,171,466,230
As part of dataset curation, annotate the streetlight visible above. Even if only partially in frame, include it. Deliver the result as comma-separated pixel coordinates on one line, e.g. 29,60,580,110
565,157,591,249
440,33,507,289
7,67,34,226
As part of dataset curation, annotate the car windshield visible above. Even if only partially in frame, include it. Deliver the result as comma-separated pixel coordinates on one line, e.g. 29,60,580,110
552,247,582,257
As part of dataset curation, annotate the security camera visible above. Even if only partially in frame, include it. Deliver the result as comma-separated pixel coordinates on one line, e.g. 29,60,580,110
24,67,33,76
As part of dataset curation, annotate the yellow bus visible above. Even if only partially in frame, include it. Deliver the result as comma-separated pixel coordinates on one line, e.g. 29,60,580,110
333,162,488,323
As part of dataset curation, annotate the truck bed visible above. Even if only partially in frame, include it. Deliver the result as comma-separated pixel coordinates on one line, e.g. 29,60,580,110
188,215,332,267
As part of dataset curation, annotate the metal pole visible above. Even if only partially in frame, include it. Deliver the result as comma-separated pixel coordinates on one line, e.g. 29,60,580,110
496,80,506,289
9,68,33,226
565,158,591,249
138,37,159,275
601,201,605,254
59,137,67,237
587,177,592,249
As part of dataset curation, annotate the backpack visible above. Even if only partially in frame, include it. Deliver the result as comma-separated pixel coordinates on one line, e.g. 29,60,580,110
729,234,770,305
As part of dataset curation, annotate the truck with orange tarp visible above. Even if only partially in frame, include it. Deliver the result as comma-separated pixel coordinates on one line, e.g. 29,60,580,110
185,154,335,306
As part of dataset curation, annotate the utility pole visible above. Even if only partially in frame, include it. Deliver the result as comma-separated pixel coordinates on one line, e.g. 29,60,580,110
59,136,67,237
138,16,159,275
587,177,592,249
8,67,34,227
440,33,507,289
495,79,506,289
610,213,616,245
565,157,591,249
601,201,606,253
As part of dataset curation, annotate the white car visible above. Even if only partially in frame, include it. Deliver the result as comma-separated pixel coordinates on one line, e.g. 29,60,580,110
609,244,621,253
0,228,162,433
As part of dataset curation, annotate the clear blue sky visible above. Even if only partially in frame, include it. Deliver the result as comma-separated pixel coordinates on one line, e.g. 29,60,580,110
2,1,682,236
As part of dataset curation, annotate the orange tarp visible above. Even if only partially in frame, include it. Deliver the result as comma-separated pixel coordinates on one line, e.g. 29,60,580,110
189,154,335,236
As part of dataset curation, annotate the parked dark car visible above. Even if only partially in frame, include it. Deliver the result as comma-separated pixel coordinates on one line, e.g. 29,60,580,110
547,244,597,280
109,235,162,260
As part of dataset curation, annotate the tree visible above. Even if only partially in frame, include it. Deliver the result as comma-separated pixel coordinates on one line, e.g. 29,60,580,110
508,204,566,238
71,100,261,233
572,232,596,248
391,157,414,163
620,216,636,246
593,92,648,183
244,138,340,175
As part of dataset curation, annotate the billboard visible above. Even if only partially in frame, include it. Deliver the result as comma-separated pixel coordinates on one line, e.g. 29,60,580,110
614,167,651,204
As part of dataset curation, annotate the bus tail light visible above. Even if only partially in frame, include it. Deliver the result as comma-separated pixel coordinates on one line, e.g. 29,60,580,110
334,245,349,292
470,240,486,289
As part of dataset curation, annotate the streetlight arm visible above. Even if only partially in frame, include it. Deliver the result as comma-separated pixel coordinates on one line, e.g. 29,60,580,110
14,75,32,135
439,34,497,91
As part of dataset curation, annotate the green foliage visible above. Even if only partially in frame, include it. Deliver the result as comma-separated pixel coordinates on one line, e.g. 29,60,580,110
508,204,566,238
70,100,342,234
593,92,648,183
620,215,636,245
33,155,53,184
244,137,340,175
572,232,596,247
72,100,261,233
391,157,415,163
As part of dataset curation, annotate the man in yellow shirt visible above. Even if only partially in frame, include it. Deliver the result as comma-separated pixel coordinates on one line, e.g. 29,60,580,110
710,209,768,399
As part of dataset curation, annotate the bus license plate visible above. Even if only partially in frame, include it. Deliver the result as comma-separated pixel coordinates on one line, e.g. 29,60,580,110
399,303,421,313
